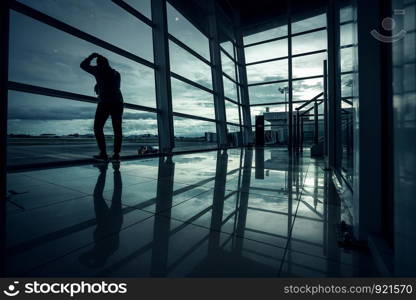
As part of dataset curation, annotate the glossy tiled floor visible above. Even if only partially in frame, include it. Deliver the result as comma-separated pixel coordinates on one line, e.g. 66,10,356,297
6,148,377,277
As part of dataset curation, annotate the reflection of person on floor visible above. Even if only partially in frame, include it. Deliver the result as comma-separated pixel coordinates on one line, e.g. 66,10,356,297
78,162,123,268
80,53,124,161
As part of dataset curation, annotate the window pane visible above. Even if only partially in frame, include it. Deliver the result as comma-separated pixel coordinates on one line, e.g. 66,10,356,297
341,74,354,98
221,50,236,80
245,39,288,63
220,41,234,59
292,30,327,55
340,47,354,72
292,78,324,101
341,23,354,46
17,0,153,61
171,77,215,120
292,52,327,78
266,104,289,113
340,3,355,187
340,6,354,23
225,101,240,124
169,41,213,89
228,125,241,132
223,76,238,101
9,11,156,108
167,2,210,60
8,91,158,166
174,117,217,151
292,13,326,34
246,59,288,84
227,125,242,147
123,0,152,20
244,25,288,45
250,105,288,125
249,83,287,105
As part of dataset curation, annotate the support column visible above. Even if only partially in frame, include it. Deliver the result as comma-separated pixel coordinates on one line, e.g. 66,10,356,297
323,60,328,157
235,28,253,146
152,0,174,153
208,0,227,148
296,111,300,151
287,0,294,151
0,0,9,276
326,0,341,168
300,117,304,152
314,100,319,144
354,0,384,240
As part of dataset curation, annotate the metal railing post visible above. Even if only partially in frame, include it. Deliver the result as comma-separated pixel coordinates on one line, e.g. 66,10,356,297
296,110,300,152
323,60,328,156
208,0,228,148
300,116,304,152
314,99,319,144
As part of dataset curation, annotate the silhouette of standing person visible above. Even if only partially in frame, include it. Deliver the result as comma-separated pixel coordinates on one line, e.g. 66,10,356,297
81,53,123,161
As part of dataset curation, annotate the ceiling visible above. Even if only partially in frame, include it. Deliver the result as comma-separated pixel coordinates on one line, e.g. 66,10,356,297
217,0,327,36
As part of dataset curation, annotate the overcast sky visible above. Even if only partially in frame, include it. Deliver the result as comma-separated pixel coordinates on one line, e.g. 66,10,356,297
8,0,355,137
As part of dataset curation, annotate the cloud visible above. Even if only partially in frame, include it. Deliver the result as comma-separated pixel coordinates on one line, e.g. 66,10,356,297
123,111,157,120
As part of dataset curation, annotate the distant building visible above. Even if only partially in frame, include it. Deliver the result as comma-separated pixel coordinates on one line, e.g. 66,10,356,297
205,132,217,142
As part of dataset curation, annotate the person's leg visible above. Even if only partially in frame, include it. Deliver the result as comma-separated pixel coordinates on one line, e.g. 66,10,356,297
94,102,110,156
110,103,124,157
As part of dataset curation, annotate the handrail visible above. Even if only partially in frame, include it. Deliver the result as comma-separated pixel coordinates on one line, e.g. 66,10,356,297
295,92,324,111
300,100,324,116
342,98,353,106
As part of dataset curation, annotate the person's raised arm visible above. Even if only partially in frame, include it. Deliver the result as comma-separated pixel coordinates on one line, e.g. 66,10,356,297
80,53,99,75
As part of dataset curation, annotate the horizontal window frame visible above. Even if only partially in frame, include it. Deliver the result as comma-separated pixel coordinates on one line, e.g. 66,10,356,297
291,26,327,38
226,121,240,127
244,26,326,48
246,49,327,67
222,71,238,85
112,0,153,27
244,33,288,48
224,97,239,105
249,99,324,107
340,43,355,49
248,79,288,87
248,73,324,88
166,0,212,40
172,111,216,123
220,46,237,64
10,0,155,69
168,33,212,67
292,74,324,82
10,81,242,129
8,81,159,113
170,72,214,94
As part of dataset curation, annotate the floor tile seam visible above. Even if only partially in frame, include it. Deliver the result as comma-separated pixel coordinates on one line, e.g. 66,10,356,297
157,213,291,254
148,188,217,216
7,194,93,216
40,176,160,197
20,212,156,276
